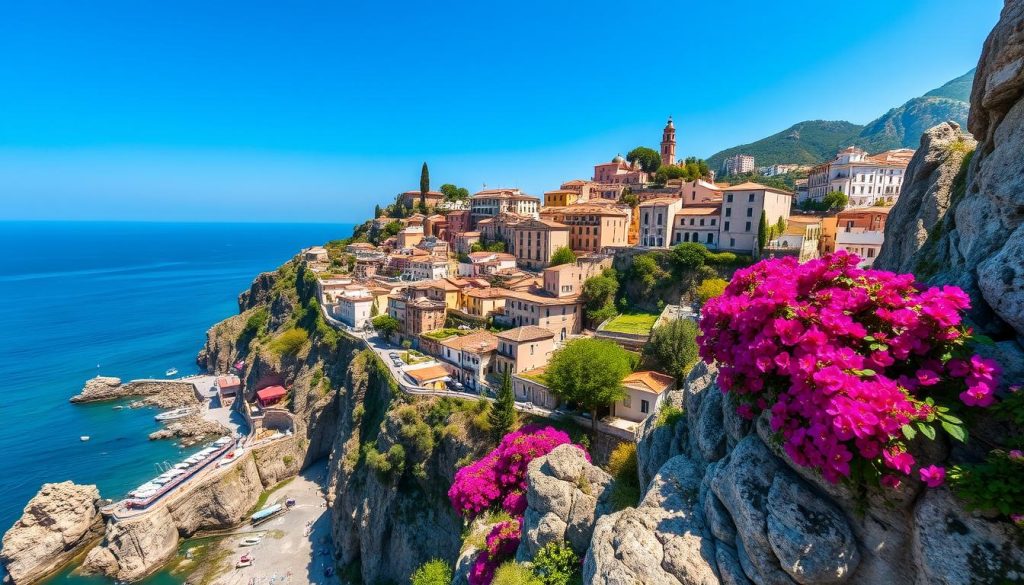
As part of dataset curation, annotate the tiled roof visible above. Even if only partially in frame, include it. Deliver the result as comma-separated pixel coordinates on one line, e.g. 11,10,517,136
622,371,675,394
497,326,554,342
676,206,721,216
406,364,450,383
439,330,499,353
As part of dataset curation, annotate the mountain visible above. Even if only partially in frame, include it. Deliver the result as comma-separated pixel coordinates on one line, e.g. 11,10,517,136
705,120,864,172
706,69,975,172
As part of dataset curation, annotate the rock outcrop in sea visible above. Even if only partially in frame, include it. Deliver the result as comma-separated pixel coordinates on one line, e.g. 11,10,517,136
70,377,199,409
0,482,104,584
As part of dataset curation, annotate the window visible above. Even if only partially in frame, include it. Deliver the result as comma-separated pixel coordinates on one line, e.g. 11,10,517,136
745,221,751,232
699,218,705,226
746,208,753,217
748,193,755,202
641,400,650,414
684,233,690,242
726,194,733,203
706,233,714,244
867,248,875,258
711,219,716,226
730,238,735,247
724,221,730,231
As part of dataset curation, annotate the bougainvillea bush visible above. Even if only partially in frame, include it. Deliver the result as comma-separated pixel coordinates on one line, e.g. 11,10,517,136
469,520,523,585
698,251,1000,489
451,426,589,585
448,425,587,519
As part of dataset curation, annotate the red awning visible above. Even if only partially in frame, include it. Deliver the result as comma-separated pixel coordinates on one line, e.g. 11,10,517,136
256,385,286,403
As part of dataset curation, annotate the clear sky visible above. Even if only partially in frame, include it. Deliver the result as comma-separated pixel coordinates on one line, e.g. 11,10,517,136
0,0,1003,223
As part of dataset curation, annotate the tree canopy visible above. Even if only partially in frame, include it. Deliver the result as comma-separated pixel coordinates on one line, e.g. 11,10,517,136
489,369,517,440
549,246,577,267
643,319,699,385
546,338,632,431
654,157,710,185
440,183,470,201
371,314,400,337
757,210,768,253
626,147,661,173
799,190,848,212
581,271,619,326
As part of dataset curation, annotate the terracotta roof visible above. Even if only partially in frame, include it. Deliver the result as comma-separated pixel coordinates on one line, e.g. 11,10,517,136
622,371,675,394
497,326,554,342
216,375,241,389
465,287,508,299
439,330,499,353
639,197,682,206
721,182,794,195
406,364,450,384
561,205,628,216
502,289,580,305
676,206,721,216
513,219,569,230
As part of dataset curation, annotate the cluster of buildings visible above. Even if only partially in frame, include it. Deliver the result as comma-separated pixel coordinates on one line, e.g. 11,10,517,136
297,118,921,433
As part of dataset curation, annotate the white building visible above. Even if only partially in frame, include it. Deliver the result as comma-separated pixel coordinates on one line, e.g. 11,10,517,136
638,198,683,248
722,154,755,176
458,251,517,277
671,205,721,248
329,284,374,329
405,256,449,281
469,189,541,226
808,147,914,207
719,182,793,255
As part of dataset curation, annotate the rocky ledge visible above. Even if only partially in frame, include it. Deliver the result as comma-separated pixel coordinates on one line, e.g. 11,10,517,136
0,482,104,584
148,414,230,447
71,376,199,409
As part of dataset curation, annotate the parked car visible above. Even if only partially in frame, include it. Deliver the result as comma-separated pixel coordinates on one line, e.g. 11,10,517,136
388,352,399,359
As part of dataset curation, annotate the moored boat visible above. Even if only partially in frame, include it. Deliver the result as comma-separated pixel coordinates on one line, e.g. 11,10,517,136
155,407,192,421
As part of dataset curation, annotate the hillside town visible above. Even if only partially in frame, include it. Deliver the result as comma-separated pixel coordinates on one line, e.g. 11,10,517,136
301,117,916,433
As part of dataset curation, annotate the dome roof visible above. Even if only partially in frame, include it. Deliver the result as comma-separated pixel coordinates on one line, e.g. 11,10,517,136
612,153,625,163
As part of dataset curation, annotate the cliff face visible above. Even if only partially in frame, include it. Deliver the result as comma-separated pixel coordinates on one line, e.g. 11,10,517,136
578,363,1024,585
327,351,493,585
82,506,179,583
0,482,104,584
879,0,1024,351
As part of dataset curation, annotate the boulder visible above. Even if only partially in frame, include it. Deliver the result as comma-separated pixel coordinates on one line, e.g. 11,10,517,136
82,506,179,582
69,376,122,403
874,121,976,273
583,454,718,585
0,482,103,584
519,444,612,559
912,487,1024,585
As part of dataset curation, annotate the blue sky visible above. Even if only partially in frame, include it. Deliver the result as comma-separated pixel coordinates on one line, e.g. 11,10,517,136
0,0,1002,223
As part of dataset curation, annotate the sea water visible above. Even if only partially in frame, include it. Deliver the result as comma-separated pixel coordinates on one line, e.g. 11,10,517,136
0,221,352,583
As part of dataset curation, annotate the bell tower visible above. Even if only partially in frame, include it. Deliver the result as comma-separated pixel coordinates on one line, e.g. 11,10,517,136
661,116,676,166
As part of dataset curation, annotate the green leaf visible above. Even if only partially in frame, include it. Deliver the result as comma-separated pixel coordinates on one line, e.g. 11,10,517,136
973,334,995,346
917,423,936,440
939,413,963,424
901,424,917,440
941,421,968,443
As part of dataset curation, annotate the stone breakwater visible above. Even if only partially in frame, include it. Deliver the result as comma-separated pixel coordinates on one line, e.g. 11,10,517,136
0,482,104,584
148,414,230,447
70,376,199,409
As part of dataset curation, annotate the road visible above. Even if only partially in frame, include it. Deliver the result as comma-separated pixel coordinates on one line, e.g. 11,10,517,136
212,461,339,585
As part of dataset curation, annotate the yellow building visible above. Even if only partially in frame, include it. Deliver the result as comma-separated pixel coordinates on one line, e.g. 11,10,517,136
544,190,580,208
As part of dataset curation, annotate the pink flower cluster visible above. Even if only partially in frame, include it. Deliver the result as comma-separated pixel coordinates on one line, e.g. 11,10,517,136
448,425,586,519
699,252,1000,486
468,520,522,585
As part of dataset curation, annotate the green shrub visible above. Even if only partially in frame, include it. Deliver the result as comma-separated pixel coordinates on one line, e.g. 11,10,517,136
695,278,728,304
606,442,641,512
533,541,582,585
411,559,452,585
656,404,685,428
282,455,295,466
705,251,739,265
492,562,543,585
242,307,269,338
269,328,309,355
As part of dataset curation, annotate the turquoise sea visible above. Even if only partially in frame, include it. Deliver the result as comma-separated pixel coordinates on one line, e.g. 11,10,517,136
0,221,352,583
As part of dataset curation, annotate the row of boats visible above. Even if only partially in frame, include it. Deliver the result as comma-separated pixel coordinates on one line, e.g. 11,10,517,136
126,437,238,504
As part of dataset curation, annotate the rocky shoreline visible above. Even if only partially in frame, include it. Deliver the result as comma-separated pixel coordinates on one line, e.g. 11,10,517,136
148,414,230,447
0,482,104,585
70,376,200,409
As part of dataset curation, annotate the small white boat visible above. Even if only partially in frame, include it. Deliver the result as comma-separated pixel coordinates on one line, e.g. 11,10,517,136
173,463,190,470
80,436,90,441
239,536,262,547
236,554,254,568
165,368,179,377
155,407,192,422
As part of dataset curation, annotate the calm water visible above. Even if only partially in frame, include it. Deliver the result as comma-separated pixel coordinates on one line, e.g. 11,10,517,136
0,221,351,583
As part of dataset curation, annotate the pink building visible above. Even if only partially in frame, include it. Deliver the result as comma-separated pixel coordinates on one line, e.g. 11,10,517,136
444,211,471,242
593,154,648,185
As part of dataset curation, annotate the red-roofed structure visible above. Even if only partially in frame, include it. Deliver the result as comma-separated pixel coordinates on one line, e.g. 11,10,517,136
256,385,287,407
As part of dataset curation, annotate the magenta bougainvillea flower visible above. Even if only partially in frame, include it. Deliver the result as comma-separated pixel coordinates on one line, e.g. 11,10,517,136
698,251,1000,487
448,425,586,519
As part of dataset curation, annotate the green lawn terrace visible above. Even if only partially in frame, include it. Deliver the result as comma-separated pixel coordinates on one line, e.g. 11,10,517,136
421,328,475,341
601,312,660,336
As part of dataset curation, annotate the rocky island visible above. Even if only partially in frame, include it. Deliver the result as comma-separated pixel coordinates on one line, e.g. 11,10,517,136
70,376,200,409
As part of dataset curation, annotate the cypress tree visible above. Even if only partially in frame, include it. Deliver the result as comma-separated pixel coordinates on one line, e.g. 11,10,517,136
489,369,517,440
758,210,768,254
420,162,430,208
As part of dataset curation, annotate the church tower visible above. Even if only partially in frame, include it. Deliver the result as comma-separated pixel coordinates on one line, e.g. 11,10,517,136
660,116,676,166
